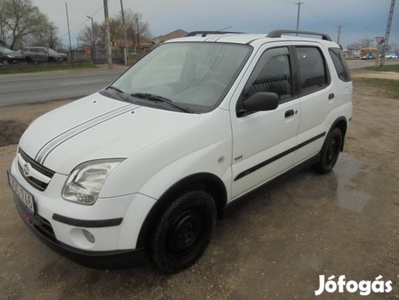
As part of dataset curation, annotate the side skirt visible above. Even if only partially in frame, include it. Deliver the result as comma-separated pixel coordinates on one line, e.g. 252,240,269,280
222,153,321,218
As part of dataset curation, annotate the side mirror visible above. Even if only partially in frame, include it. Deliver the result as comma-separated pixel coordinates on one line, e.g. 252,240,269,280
242,92,279,112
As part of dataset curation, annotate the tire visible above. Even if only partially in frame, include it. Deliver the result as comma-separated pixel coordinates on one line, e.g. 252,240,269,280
313,127,343,174
149,190,217,273
2,59,9,65
26,57,32,63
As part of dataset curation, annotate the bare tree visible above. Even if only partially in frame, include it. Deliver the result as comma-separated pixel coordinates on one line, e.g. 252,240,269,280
78,21,104,48
78,9,152,50
347,42,362,51
120,9,152,42
0,0,56,49
358,38,374,48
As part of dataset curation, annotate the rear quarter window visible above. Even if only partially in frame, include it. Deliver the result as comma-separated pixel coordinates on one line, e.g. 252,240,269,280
329,48,352,82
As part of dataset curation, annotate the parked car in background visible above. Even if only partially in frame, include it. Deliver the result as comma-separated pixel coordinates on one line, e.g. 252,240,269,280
23,47,67,62
0,46,25,65
387,52,398,59
364,52,374,60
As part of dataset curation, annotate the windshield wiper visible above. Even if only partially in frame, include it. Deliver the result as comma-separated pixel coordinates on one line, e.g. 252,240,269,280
104,86,134,102
106,85,125,94
131,92,193,113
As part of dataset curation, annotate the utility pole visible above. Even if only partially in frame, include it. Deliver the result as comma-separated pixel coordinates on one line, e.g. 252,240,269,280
0,13,5,45
49,25,53,48
86,16,95,60
380,0,396,66
296,1,303,33
120,0,128,65
336,25,343,45
103,0,113,69
65,1,73,63
136,17,140,53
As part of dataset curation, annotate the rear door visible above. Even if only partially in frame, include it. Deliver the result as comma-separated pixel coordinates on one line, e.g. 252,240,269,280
291,43,335,165
230,44,301,199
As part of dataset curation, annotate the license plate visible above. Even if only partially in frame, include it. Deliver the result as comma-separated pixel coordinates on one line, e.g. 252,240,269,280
7,171,35,214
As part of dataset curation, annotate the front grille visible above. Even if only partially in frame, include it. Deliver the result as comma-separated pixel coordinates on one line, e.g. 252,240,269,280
18,149,55,191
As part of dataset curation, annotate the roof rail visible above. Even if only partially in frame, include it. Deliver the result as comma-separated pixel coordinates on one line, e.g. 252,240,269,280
185,31,241,37
267,29,332,41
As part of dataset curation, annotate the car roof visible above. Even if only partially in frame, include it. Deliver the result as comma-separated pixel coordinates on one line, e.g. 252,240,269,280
165,29,339,48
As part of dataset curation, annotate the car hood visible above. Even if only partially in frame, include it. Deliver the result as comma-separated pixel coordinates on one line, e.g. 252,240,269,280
19,93,200,174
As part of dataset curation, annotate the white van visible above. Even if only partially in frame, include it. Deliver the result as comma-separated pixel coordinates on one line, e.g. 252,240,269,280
7,30,352,273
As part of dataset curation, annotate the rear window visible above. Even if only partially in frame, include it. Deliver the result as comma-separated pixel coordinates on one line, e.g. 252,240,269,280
329,48,351,82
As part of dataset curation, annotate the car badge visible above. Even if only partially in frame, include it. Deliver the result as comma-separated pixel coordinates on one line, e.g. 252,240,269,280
23,163,30,176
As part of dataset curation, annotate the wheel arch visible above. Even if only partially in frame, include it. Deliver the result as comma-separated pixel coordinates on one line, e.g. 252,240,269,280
136,172,227,249
329,116,348,151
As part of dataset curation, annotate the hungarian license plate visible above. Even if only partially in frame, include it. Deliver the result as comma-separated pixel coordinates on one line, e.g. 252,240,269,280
7,171,35,214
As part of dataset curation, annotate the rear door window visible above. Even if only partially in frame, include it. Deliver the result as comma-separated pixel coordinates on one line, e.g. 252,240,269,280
296,47,329,95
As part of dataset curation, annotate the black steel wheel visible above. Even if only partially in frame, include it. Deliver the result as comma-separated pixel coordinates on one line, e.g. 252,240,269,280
314,127,342,174
149,190,216,273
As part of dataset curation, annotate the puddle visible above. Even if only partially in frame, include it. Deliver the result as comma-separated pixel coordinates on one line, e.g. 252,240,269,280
333,152,372,212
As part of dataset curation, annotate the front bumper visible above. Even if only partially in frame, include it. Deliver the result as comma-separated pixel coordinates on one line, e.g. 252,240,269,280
12,193,147,269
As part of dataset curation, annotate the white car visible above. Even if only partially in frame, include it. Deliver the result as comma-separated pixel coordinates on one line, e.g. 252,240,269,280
7,30,352,273
387,52,398,59
23,47,67,62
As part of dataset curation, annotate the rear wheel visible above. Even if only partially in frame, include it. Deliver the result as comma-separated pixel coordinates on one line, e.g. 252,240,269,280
2,59,9,65
314,127,342,174
149,190,216,273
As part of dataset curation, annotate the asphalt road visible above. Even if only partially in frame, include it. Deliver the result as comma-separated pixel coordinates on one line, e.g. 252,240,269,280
0,67,126,107
0,60,398,107
346,58,399,69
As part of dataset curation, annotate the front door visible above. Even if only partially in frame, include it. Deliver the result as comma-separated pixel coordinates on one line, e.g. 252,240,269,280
230,45,300,200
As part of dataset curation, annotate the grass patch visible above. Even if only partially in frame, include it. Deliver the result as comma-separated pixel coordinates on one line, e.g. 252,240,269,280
354,77,399,99
0,63,98,75
363,64,399,73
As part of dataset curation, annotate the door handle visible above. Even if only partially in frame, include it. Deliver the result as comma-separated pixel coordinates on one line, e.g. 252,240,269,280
285,109,295,118
329,93,335,100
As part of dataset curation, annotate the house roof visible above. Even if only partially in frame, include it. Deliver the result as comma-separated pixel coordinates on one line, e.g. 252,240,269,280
152,29,188,44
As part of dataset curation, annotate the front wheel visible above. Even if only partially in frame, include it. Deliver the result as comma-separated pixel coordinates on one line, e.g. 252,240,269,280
149,190,216,273
313,128,343,174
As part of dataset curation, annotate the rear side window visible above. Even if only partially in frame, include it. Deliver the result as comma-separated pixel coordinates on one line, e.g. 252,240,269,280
329,48,351,82
296,47,328,94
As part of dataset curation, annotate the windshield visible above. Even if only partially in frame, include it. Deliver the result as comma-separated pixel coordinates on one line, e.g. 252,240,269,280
110,42,252,113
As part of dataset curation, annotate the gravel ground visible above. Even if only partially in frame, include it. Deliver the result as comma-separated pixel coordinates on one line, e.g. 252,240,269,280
0,71,398,299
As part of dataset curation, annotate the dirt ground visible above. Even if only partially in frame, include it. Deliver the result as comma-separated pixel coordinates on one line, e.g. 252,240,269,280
1,70,399,299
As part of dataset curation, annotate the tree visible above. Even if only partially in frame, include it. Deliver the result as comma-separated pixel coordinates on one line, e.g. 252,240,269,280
78,9,151,51
119,9,152,43
78,21,104,48
0,0,58,49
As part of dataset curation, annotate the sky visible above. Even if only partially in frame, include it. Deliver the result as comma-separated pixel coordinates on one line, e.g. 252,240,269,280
33,0,399,50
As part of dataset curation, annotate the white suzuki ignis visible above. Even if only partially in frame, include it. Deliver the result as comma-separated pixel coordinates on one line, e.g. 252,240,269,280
8,30,352,273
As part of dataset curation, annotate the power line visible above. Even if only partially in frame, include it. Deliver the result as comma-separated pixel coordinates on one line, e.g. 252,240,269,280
59,0,116,40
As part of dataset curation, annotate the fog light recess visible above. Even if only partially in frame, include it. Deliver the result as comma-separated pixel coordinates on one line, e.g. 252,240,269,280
70,228,96,248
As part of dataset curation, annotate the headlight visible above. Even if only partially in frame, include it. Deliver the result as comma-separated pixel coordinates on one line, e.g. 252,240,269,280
62,159,124,205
